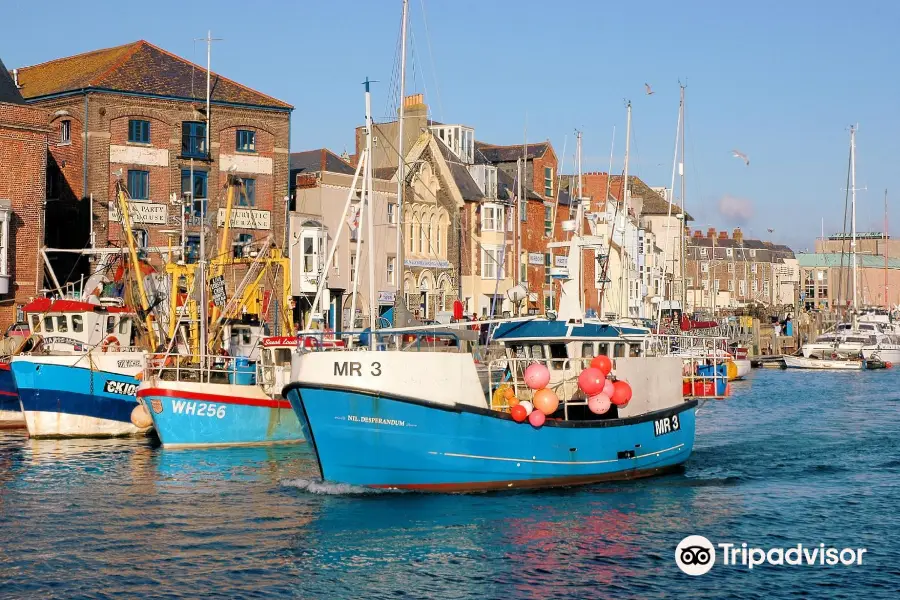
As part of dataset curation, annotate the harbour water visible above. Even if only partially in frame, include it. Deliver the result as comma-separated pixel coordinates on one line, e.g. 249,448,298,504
1,369,897,598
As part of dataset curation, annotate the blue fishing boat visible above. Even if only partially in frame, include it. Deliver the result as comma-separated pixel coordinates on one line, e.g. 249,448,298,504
137,336,306,448
283,229,724,492
0,362,22,427
11,297,152,438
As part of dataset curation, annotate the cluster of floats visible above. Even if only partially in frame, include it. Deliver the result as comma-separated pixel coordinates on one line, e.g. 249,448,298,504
0,177,737,492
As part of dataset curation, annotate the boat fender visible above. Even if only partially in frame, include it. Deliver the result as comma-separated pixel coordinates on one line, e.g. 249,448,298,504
130,404,153,429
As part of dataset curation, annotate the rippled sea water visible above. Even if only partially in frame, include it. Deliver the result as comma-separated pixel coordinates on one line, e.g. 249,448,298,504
2,368,899,599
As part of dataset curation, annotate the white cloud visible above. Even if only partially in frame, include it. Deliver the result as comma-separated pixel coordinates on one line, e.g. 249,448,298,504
717,195,754,223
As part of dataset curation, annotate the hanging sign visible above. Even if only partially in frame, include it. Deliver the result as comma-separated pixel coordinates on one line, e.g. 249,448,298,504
109,201,167,224
377,291,396,304
217,208,271,230
528,252,544,265
210,275,227,307
554,255,568,267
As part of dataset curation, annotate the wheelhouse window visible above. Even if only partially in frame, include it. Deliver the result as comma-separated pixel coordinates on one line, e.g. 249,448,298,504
43,316,54,332
56,315,68,333
233,233,253,258
106,316,116,334
128,170,149,200
236,129,256,152
582,342,595,359
548,344,567,360
614,343,626,357
72,315,83,333
128,119,150,144
185,234,201,263
181,121,207,158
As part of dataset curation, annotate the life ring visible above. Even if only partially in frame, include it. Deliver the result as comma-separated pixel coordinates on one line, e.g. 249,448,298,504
100,335,121,352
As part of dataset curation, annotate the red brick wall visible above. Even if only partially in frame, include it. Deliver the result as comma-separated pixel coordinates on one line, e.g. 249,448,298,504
0,101,49,328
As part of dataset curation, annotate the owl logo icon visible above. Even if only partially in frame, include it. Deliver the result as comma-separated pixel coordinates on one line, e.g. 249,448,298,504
675,535,715,575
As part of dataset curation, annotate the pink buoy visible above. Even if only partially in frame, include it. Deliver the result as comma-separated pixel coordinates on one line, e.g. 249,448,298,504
587,393,612,415
523,363,551,390
528,409,546,427
602,379,614,398
519,400,534,416
577,367,606,396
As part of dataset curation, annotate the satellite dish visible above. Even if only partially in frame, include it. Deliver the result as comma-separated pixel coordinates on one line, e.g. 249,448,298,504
506,284,528,303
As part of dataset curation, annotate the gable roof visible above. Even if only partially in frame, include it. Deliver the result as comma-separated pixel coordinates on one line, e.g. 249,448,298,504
290,149,355,175
475,141,549,164
14,40,291,110
0,57,25,105
434,136,484,202
609,174,692,220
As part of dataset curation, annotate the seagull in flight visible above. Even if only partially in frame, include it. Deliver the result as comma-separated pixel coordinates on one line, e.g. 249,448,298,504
731,149,750,166
644,83,654,95
767,228,775,233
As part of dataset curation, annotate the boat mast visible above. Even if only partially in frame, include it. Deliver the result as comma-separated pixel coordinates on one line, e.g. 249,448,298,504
885,188,889,308
394,0,408,325
364,78,377,349
679,84,687,310
620,101,632,318
198,30,215,370
850,125,858,311
656,87,683,330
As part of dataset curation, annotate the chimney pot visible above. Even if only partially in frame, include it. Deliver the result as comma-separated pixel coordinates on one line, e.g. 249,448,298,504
719,231,728,240
733,227,744,243
707,227,716,239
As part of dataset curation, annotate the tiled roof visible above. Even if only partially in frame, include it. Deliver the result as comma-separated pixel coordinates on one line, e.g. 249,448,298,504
495,168,541,202
796,253,900,268
290,149,355,175
14,40,291,109
609,175,691,219
0,57,25,105
434,136,484,202
688,235,795,258
474,141,549,163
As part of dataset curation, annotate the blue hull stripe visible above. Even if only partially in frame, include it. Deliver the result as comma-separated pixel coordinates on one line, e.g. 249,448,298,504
285,383,696,491
12,362,138,424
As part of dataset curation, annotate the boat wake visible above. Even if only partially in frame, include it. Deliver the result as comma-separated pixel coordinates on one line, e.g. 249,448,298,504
281,478,401,495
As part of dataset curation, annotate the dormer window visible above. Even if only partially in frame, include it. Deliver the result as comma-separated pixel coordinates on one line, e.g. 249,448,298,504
484,166,497,198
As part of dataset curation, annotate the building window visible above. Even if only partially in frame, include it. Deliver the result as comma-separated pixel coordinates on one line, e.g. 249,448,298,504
749,249,757,258
185,234,201,263
482,247,504,279
484,167,497,198
436,222,442,255
728,279,735,292
752,280,759,293
127,170,149,201
387,202,397,225
726,248,733,257
128,119,150,144
181,169,208,217
740,280,747,296
764,281,770,295
482,203,504,232
59,120,71,144
727,262,734,273
751,263,758,274
420,217,428,253
181,121,207,158
686,277,693,288
544,166,553,197
236,130,256,152
544,253,552,284
239,178,256,206
714,279,720,293
350,252,357,275
233,233,253,258
387,256,396,285
701,262,709,273
544,205,553,236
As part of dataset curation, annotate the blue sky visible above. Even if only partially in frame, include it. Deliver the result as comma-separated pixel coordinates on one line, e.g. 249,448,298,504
3,0,898,249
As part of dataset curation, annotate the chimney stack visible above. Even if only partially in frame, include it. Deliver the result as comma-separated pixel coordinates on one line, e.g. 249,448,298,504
718,231,728,240
707,227,716,239
693,230,703,238
733,227,744,244
12,69,20,89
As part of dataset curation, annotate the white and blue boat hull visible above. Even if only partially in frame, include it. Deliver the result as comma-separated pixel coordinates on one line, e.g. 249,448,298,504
11,354,148,438
138,379,303,448
286,383,696,491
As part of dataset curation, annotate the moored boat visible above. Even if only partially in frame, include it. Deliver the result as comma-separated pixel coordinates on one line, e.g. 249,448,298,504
0,362,22,427
782,354,863,370
138,336,304,448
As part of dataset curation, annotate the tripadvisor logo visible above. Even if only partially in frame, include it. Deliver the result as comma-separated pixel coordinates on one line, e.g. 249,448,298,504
675,536,867,575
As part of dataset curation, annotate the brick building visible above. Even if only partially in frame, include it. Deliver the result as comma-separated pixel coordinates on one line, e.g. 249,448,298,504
14,41,292,320
685,227,797,311
0,57,48,328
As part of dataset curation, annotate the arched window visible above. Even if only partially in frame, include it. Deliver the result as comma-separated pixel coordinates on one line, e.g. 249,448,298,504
409,211,417,254
430,215,437,255
436,217,442,255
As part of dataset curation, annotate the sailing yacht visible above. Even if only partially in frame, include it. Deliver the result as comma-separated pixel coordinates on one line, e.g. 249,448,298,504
787,126,889,370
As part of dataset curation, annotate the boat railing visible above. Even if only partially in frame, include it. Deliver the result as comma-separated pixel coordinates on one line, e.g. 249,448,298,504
145,356,260,386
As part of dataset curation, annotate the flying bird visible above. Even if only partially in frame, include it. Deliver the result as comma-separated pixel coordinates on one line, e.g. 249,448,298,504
731,149,750,166
767,228,775,233
644,83,654,95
